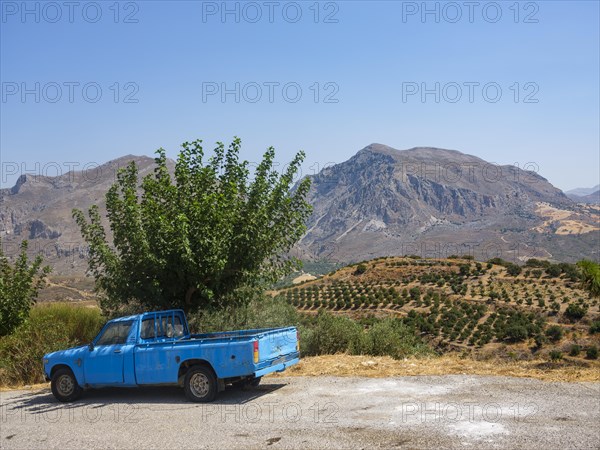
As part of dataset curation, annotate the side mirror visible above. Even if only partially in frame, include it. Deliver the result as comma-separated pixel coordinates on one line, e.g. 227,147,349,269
88,343,94,351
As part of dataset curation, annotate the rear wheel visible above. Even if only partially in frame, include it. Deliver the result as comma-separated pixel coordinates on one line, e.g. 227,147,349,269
51,368,82,402
184,366,217,402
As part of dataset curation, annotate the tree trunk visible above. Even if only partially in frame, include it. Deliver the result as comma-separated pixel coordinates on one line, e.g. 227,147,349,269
185,286,197,306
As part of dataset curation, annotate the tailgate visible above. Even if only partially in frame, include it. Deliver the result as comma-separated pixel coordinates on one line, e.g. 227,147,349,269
256,327,298,364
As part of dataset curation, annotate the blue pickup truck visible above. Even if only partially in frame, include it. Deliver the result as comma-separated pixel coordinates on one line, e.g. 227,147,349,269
43,309,300,402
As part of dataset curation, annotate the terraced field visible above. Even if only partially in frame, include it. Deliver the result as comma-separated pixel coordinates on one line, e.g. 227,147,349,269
275,257,600,357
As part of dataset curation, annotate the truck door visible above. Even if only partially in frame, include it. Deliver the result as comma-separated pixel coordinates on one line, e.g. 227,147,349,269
135,313,181,384
84,320,134,385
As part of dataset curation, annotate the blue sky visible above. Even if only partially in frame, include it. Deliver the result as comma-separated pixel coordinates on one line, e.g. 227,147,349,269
1,0,599,191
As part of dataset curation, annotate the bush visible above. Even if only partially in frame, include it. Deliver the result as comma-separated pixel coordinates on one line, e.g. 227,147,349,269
354,264,367,275
0,303,104,386
0,241,51,336
569,344,581,356
590,321,600,334
545,325,563,342
188,293,299,332
564,303,587,321
362,318,434,359
549,350,563,361
301,311,364,356
505,263,522,277
503,324,528,342
586,346,599,360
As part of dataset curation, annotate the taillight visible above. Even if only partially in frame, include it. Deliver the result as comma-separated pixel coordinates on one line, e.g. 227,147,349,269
253,340,259,363
296,330,300,352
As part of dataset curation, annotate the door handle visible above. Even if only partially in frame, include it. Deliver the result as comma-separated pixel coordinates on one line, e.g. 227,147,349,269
114,349,121,353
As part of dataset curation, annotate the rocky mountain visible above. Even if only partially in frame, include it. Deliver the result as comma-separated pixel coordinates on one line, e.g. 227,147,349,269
1,145,598,279
0,155,170,275
297,144,599,264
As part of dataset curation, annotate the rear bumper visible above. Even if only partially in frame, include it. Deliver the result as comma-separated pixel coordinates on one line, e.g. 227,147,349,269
254,353,300,378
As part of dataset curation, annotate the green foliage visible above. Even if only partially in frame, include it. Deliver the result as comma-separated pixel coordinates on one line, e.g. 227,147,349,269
188,293,299,333
0,241,51,336
545,325,563,342
487,257,508,266
549,350,563,361
302,311,364,355
73,138,312,315
586,345,599,360
503,324,529,342
0,303,104,385
576,260,600,297
525,258,550,268
568,344,581,356
354,264,367,275
564,303,587,321
362,318,434,359
505,263,522,277
589,320,600,334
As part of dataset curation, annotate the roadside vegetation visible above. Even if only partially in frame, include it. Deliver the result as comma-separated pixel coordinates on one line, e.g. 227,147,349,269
0,303,103,386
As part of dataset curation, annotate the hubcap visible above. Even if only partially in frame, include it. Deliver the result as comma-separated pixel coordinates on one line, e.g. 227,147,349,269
189,372,210,398
57,374,75,396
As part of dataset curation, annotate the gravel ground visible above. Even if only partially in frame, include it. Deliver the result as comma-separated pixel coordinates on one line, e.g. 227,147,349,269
1,375,599,449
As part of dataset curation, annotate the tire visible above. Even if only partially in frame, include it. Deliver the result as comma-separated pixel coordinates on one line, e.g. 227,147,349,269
184,365,217,402
50,368,82,402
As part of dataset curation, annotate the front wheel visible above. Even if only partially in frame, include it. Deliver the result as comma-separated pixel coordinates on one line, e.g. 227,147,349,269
184,366,217,402
51,368,82,402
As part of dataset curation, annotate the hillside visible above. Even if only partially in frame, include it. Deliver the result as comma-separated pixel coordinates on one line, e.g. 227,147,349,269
298,144,600,263
273,256,600,359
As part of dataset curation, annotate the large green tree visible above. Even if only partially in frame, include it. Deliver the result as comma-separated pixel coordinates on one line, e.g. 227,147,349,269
0,241,51,336
73,138,312,314
577,260,600,297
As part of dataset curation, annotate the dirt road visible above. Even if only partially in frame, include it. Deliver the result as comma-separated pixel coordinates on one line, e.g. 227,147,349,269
1,375,599,449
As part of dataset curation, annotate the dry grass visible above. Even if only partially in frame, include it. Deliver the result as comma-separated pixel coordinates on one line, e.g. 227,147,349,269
0,382,48,392
269,354,600,382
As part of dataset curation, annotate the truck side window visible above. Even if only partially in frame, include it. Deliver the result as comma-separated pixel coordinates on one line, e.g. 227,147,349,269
140,318,155,340
173,316,184,337
96,321,133,346
157,316,169,338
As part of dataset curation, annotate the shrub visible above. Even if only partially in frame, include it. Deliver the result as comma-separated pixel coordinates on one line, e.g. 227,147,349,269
188,292,298,332
590,321,600,334
549,350,563,361
586,346,599,360
354,264,367,275
564,303,587,321
0,241,51,336
505,263,522,277
569,344,581,357
301,311,364,356
503,324,529,342
545,325,563,342
363,318,433,359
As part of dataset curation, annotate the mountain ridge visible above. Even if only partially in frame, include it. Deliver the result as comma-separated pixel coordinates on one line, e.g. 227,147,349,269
298,144,598,264
0,146,598,277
